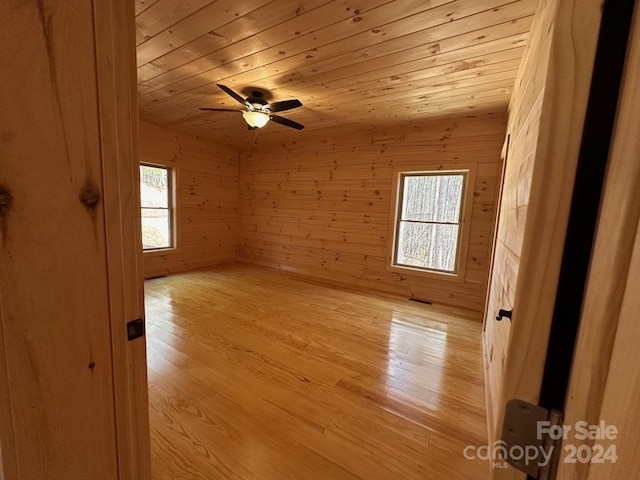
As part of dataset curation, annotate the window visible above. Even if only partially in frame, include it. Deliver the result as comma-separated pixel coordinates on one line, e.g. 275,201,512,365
140,164,174,251
391,171,468,274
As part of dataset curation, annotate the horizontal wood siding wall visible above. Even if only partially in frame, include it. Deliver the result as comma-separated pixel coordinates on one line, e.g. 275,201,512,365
238,115,505,316
483,0,556,444
139,122,239,278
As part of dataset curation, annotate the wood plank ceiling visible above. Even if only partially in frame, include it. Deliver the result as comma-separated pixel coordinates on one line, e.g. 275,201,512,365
136,0,538,145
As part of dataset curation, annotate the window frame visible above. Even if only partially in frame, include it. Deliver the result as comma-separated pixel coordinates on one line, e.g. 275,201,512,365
387,165,476,282
140,162,177,253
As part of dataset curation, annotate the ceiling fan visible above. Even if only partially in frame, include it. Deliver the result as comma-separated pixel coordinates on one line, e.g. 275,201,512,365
200,84,304,130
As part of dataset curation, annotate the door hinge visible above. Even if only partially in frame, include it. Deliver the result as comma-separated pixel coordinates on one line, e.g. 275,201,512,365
501,399,564,479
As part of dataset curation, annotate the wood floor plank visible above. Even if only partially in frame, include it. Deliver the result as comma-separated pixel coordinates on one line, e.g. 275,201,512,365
145,263,488,479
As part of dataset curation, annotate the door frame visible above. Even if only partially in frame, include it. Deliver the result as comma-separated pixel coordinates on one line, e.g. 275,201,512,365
558,3,640,477
95,0,151,478
537,0,635,415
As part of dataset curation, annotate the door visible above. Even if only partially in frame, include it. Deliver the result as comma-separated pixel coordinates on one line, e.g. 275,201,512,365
0,1,150,478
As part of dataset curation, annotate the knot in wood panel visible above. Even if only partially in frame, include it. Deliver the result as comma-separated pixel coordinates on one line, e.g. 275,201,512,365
0,186,13,215
80,185,100,207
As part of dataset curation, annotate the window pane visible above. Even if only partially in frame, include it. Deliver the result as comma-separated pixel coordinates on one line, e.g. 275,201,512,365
396,221,459,272
140,165,169,208
401,174,464,223
141,208,171,249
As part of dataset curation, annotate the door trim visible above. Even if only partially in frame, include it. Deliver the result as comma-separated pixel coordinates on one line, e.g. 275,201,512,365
93,0,151,478
558,2,640,477
538,0,636,414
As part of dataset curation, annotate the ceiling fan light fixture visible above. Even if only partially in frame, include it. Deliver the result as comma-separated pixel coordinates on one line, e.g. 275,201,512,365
242,111,269,128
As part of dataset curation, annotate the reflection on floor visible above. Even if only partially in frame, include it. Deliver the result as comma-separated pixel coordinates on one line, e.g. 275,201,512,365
145,263,488,479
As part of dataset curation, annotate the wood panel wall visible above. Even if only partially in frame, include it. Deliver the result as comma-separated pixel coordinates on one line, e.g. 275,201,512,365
238,114,506,317
482,0,556,444
139,122,239,278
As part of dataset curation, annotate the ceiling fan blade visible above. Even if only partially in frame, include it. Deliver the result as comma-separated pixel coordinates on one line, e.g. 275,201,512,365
216,84,248,106
268,99,302,113
270,114,304,130
199,107,241,112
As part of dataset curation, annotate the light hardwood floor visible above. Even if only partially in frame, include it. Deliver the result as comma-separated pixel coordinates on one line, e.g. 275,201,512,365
145,263,489,479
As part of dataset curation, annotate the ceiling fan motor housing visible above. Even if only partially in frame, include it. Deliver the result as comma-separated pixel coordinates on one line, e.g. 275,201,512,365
247,91,268,110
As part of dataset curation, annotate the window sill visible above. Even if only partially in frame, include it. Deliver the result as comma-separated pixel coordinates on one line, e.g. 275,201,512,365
143,247,178,256
386,262,465,283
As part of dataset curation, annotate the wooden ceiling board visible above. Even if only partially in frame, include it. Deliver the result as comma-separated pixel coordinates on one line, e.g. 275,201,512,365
137,0,539,145
290,12,532,80
141,25,527,122
146,39,525,125
135,0,217,45
136,0,333,83
138,0,426,98
138,0,527,100
136,0,273,66
135,0,161,16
